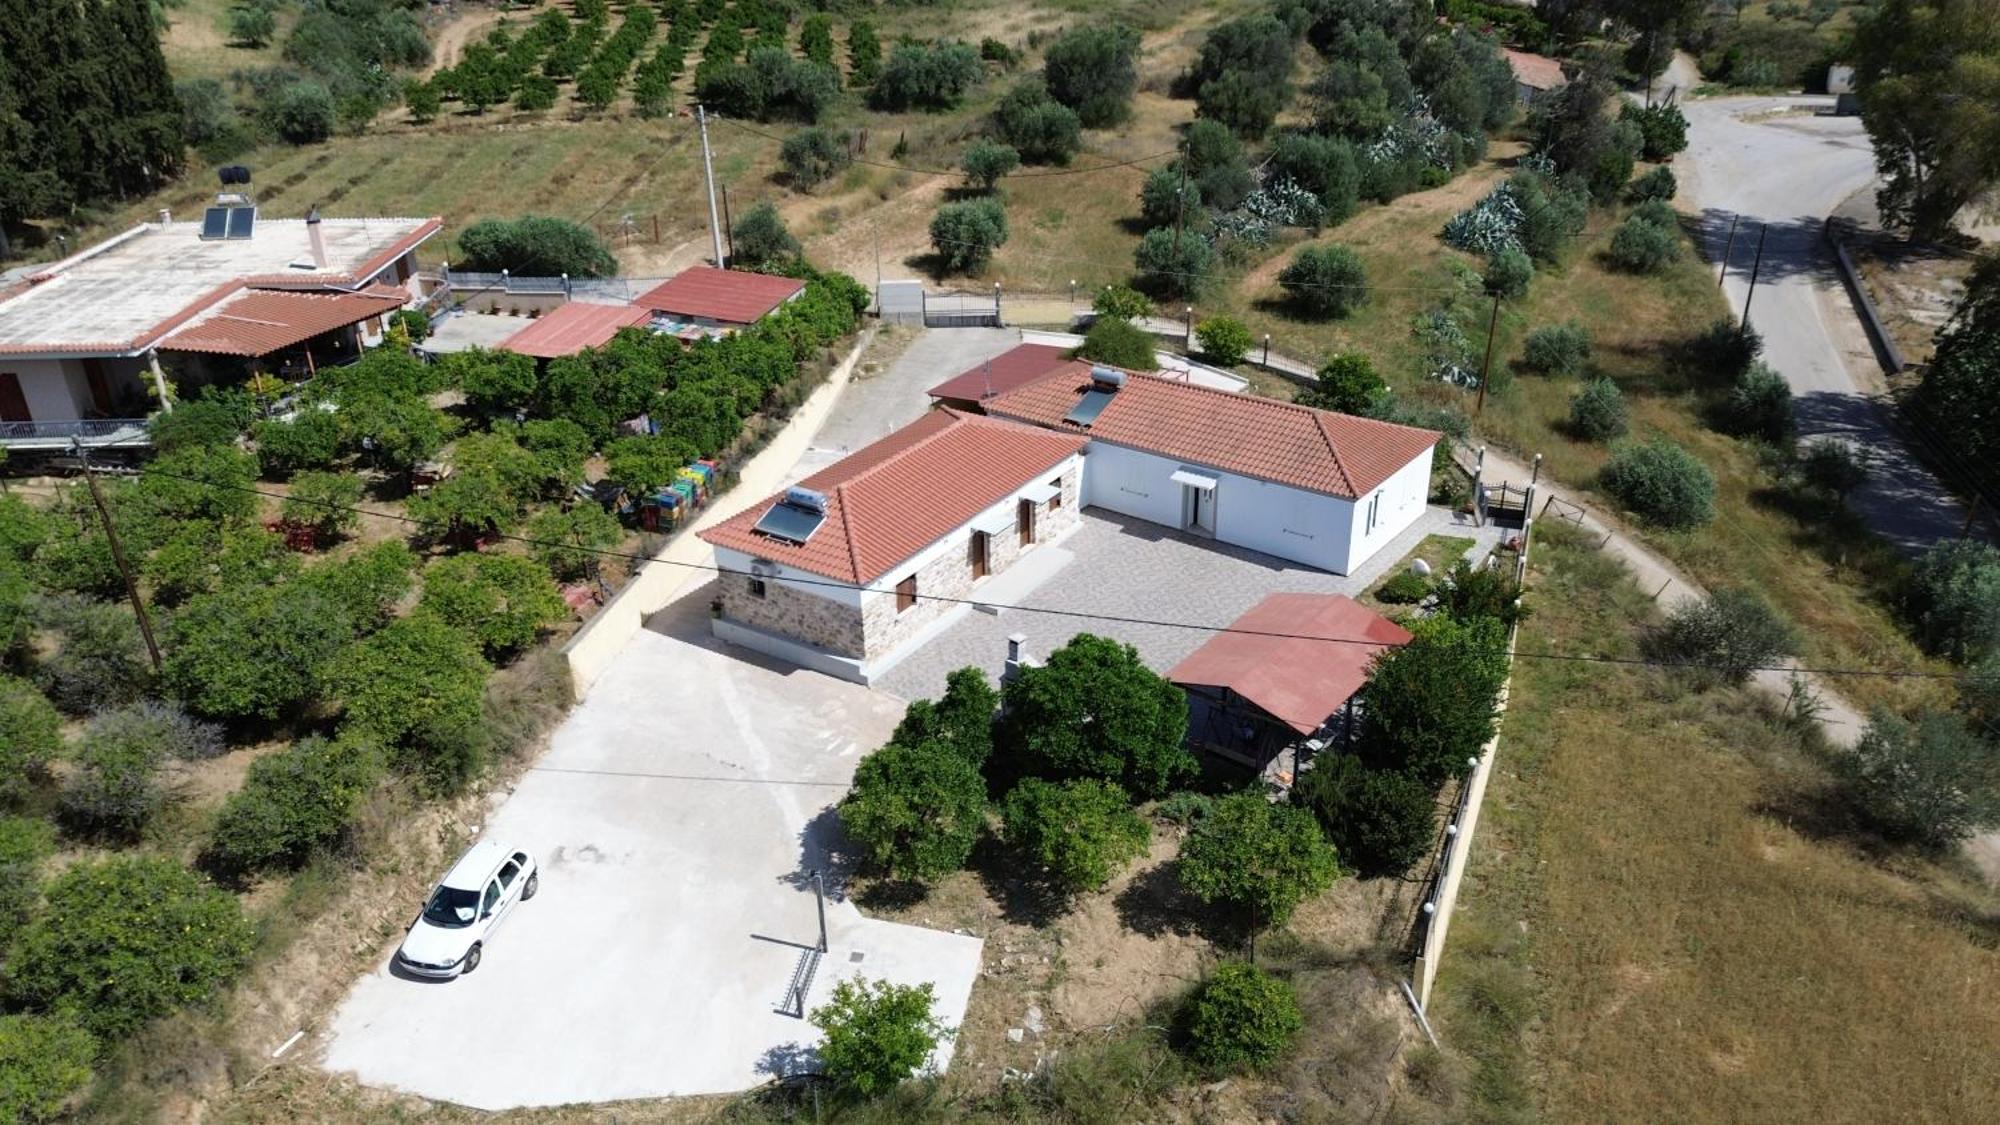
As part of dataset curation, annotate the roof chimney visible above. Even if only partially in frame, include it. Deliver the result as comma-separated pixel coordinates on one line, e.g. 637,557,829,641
305,205,326,270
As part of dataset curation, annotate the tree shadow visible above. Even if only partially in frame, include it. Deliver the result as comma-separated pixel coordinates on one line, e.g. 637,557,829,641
902,250,955,284
968,834,1069,928
757,1041,821,1080
777,804,860,904
1111,860,1247,946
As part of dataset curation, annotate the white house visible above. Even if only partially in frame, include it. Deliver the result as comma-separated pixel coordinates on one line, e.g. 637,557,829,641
937,346,1441,576
700,408,1088,683
0,202,439,449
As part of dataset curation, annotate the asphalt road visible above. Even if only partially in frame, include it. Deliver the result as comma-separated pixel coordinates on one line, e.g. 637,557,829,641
1675,94,1972,553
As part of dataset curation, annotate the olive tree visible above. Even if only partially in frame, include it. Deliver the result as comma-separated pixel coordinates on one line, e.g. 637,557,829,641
1644,587,1797,686
1837,709,2000,849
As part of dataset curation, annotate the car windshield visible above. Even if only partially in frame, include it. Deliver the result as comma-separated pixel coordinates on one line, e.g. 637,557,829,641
422,885,482,928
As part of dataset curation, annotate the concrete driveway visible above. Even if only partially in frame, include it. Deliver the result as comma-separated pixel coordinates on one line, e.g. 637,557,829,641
1677,95,1972,552
787,327,1022,480
319,593,981,1110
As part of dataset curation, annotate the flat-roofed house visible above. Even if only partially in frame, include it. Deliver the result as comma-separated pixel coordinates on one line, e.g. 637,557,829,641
700,408,1087,683
0,207,439,449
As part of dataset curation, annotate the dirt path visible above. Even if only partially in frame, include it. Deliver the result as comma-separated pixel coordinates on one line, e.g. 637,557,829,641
423,5,510,78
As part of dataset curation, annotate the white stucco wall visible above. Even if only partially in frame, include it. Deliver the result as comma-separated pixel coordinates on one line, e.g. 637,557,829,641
712,546,865,607
1,358,93,421
1343,450,1432,572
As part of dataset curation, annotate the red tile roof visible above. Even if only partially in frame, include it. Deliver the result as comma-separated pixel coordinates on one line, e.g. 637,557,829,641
1168,593,1412,734
700,408,1087,585
633,267,805,324
976,349,1440,499
159,286,408,357
1503,49,1565,91
499,302,651,359
928,343,1084,403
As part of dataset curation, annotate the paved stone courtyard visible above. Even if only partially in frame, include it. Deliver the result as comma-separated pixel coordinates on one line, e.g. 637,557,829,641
874,505,1499,703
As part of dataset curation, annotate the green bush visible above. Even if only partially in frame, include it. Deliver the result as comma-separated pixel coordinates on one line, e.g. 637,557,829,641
869,39,983,111
9,856,254,1042
1374,570,1432,604
1266,131,1360,226
779,127,852,190
1629,165,1677,202
994,78,1084,165
326,615,490,793
1643,587,1797,686
60,702,219,839
136,444,259,522
1176,793,1338,927
1607,211,1681,273
1687,319,1763,382
1901,541,2000,660
252,409,343,478
1361,614,1510,786
1139,164,1202,231
1278,244,1367,318
294,541,416,635
29,595,152,714
997,634,1194,798
449,348,540,420
1183,118,1254,210
1075,317,1158,371
959,140,1020,191
0,495,50,563
1297,353,1387,414
1042,24,1140,127
1797,437,1869,501
270,80,335,143
1601,439,1717,529
1091,284,1152,323
811,978,951,1099
929,197,1009,275
1002,778,1149,893
1838,709,2000,849
839,739,987,883
456,215,618,278
1179,962,1302,1074
148,393,251,452
1620,101,1689,160
1133,227,1218,299
1722,362,1795,443
281,470,364,543
1482,245,1533,299
732,201,801,269
526,504,624,582
0,678,61,807
418,552,567,661
206,734,383,874
0,1013,97,1124
163,582,352,721
1523,321,1592,375
1569,377,1629,441
1195,316,1254,366
889,667,998,767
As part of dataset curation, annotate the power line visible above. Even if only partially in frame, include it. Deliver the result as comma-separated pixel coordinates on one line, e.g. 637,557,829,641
708,114,1181,181
95,454,1967,684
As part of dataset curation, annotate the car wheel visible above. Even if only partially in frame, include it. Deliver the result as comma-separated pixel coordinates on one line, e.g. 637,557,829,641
462,944,482,975
523,872,540,901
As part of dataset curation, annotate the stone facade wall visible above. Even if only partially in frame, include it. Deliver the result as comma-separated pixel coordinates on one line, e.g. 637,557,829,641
859,462,1083,662
716,572,866,658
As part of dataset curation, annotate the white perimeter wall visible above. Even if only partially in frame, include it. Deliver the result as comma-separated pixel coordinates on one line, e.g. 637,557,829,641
1080,439,1430,574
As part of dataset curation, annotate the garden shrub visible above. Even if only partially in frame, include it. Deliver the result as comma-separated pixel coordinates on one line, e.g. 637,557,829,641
958,141,1020,191
0,677,61,806
779,127,852,190
456,215,617,278
1375,570,1432,604
1132,227,1218,299
1182,118,1255,211
1621,101,1689,160
252,409,343,478
1041,24,1140,127
81,700,224,762
136,444,259,522
281,470,365,543
1195,316,1254,366
889,667,998,768
1569,377,1629,441
1176,793,1338,927
994,79,1083,165
163,582,352,721
1797,437,1869,501
1266,131,1360,226
997,634,1194,798
1523,321,1591,375
1138,165,1201,231
294,541,416,635
9,856,255,1041
1293,753,1439,877
1629,164,1677,201
1601,439,1717,529
326,615,490,793
1686,319,1764,382
450,348,540,420
148,393,251,452
1075,317,1158,371
0,814,52,951
417,552,566,661
29,595,152,715
526,504,623,582
1643,587,1796,686
60,715,172,840
1837,709,2000,849
731,202,803,272
1092,284,1151,323
869,39,983,111
839,738,987,883
206,734,383,874
930,197,1009,275
811,978,951,1099
1722,362,1795,443
1179,962,1302,1074
1298,353,1387,414
0,1013,96,1124
1361,614,1510,785
1278,244,1367,318
1001,778,1149,893
1901,541,2000,660
0,495,50,562
1608,210,1681,273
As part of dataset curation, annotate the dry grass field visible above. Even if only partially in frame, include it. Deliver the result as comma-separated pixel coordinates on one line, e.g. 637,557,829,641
1435,522,2000,1122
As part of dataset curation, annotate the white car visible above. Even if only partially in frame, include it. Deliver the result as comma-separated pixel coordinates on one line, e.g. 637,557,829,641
395,841,539,979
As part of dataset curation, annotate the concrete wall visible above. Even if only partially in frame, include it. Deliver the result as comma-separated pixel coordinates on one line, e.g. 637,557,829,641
1,358,92,420
1342,450,1432,573
1082,440,1359,572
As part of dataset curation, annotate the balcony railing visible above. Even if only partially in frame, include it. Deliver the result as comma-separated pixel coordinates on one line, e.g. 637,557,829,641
0,418,151,450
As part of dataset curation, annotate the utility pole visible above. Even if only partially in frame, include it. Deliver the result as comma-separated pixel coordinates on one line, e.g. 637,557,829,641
696,105,725,268
1717,213,1739,286
74,443,161,673
1170,161,1189,260
1475,293,1501,415
1740,223,1768,333
720,186,735,268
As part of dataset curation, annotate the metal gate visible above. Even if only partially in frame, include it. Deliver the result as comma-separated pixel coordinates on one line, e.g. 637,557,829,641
923,289,1001,328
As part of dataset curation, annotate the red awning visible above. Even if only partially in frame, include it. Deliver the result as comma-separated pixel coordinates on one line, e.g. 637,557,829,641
1168,593,1412,735
160,286,407,357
